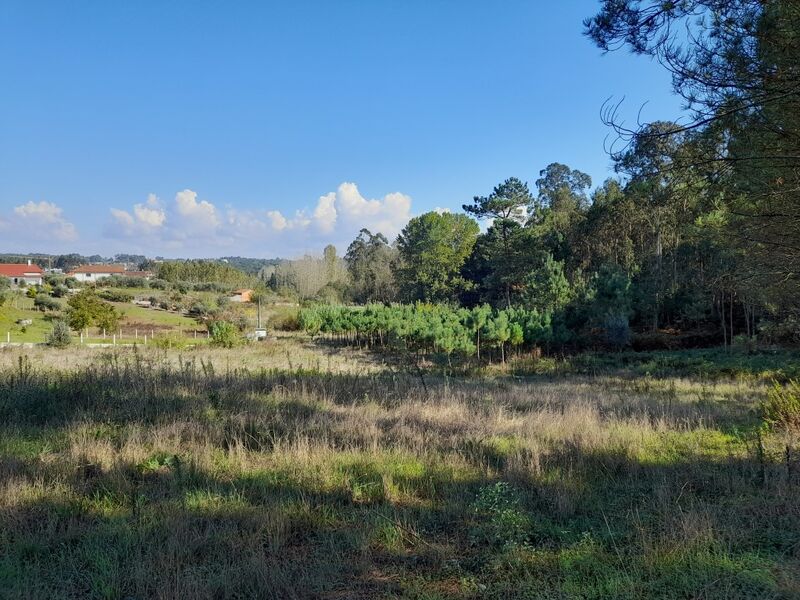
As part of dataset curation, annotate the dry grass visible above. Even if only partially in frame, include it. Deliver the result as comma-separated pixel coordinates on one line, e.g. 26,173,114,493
0,344,798,598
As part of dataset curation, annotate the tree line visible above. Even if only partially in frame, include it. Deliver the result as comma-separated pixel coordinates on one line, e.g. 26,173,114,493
295,1,799,349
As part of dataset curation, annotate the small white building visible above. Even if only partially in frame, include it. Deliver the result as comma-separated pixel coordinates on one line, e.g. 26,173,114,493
0,262,44,286
67,264,126,282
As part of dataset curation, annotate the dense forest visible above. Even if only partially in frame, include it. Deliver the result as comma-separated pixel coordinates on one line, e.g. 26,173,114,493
275,1,800,352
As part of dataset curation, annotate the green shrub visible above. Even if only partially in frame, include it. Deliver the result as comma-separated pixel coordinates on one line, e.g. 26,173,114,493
51,284,69,298
33,295,60,312
98,289,133,303
150,333,188,350
46,320,72,348
470,481,531,550
761,380,800,431
209,320,241,348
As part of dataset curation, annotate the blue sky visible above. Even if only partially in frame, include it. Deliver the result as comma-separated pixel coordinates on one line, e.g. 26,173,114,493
0,1,682,258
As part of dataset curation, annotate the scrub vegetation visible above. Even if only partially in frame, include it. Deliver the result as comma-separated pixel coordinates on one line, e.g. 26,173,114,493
0,343,799,599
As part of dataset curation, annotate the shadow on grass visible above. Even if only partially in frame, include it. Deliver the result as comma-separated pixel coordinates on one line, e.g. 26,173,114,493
2,438,799,599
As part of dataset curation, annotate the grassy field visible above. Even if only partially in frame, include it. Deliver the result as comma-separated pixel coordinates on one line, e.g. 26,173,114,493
0,340,798,599
0,295,203,344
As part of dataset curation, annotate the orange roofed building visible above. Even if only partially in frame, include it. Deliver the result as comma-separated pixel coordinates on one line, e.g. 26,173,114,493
0,262,44,286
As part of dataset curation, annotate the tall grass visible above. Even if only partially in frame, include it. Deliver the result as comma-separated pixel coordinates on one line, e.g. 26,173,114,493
0,349,797,598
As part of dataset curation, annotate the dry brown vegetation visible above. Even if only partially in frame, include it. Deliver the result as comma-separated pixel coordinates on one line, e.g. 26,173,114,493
0,342,798,598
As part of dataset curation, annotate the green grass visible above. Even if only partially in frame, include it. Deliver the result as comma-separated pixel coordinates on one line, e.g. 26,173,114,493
0,290,201,344
111,302,200,330
0,344,798,598
0,298,62,342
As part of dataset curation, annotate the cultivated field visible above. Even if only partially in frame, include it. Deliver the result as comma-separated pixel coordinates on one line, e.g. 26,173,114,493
0,341,798,599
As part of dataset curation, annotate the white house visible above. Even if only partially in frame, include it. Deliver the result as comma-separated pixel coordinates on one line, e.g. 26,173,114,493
67,264,126,282
0,262,44,286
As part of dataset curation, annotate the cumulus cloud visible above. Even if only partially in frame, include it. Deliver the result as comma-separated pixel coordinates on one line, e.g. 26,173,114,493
313,192,337,233
174,189,220,230
110,194,166,235
334,182,412,237
266,210,288,231
104,182,414,256
9,201,78,242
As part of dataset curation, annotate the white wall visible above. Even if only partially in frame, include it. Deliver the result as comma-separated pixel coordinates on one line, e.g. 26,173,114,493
71,272,115,282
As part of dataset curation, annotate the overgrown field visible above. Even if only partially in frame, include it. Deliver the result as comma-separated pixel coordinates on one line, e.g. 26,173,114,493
0,344,798,599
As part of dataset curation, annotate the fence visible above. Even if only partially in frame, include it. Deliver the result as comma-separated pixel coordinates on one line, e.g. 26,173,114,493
1,327,212,347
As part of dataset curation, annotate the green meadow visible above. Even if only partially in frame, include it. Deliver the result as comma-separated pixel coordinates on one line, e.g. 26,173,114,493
0,342,798,599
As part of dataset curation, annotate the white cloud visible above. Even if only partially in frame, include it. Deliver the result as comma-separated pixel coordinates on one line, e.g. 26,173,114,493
328,182,411,238
134,202,166,228
9,201,78,242
174,189,219,229
110,193,167,235
102,182,414,256
313,192,337,233
266,210,288,231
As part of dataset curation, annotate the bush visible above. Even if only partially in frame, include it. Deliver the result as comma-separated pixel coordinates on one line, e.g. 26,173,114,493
33,295,60,312
470,482,531,550
51,284,69,298
208,321,241,348
98,289,134,303
761,380,800,431
271,306,301,331
46,320,72,347
148,278,169,290
151,333,188,350
188,302,212,319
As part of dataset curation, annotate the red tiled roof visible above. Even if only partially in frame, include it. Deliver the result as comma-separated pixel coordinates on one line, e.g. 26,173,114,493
68,264,126,274
0,263,44,277
123,271,154,278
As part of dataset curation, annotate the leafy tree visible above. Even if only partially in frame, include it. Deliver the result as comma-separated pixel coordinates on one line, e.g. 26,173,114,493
66,290,121,332
395,212,479,303
585,0,800,320
534,162,592,213
345,229,398,303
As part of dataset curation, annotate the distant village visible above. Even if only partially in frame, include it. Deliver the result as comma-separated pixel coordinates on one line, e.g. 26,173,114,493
0,261,154,287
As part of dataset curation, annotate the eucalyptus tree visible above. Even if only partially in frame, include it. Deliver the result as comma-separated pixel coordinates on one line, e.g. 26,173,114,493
395,212,479,303
345,229,398,303
586,0,800,317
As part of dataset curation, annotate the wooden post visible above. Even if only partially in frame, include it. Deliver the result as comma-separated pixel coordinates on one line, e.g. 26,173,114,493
6,331,9,343
135,329,138,339
194,330,197,339
103,328,106,339
113,334,116,346
144,334,147,345
80,332,83,344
